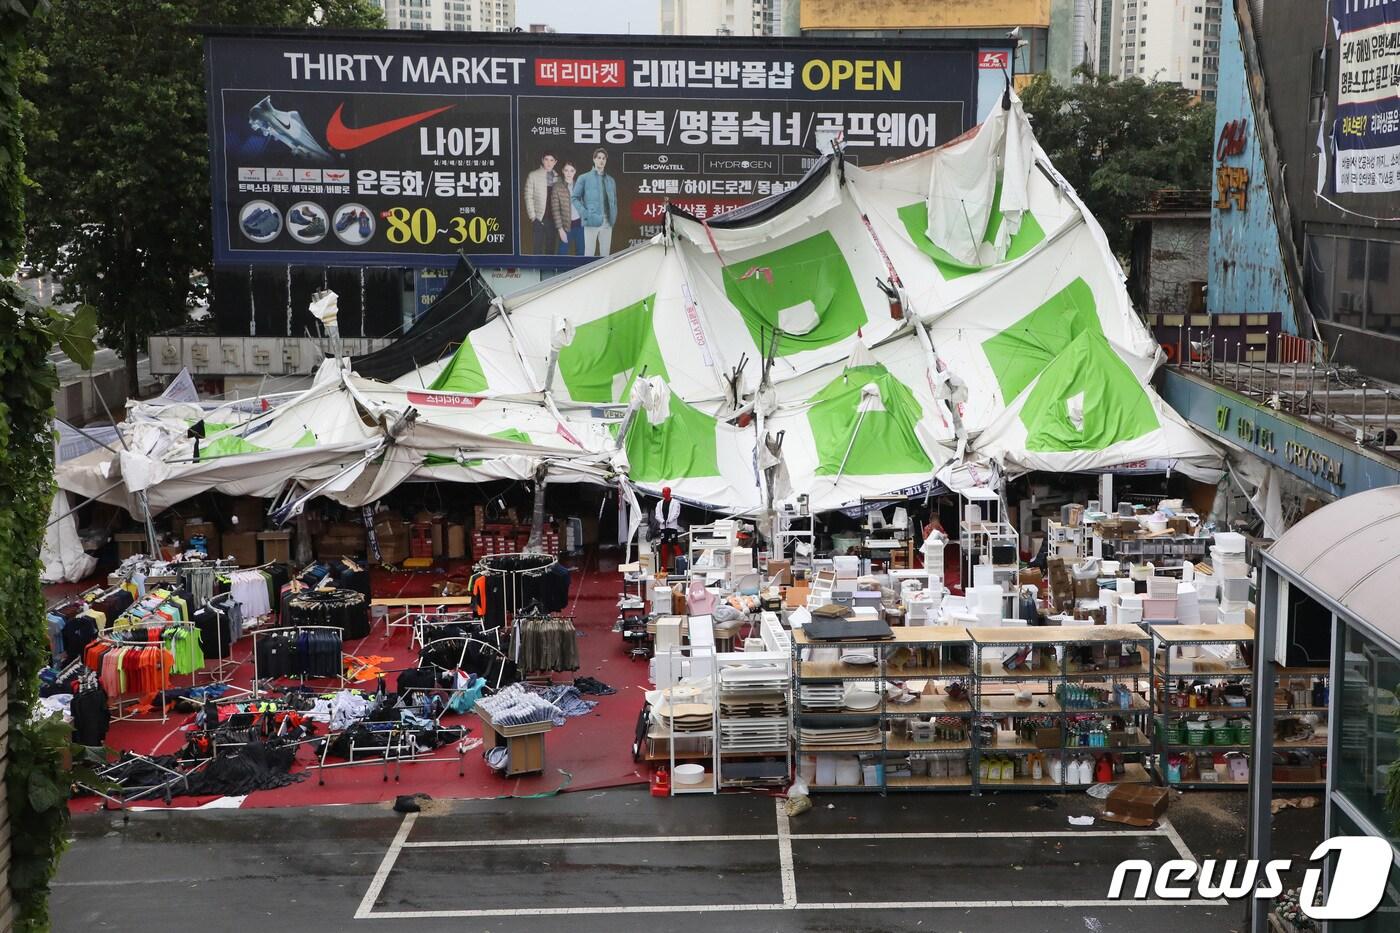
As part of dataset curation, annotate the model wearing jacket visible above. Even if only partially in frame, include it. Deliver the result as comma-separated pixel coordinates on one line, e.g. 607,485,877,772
572,147,618,257
550,162,583,256
523,153,557,254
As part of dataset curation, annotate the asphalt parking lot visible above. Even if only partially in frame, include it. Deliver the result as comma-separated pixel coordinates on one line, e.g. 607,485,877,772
54,786,1319,932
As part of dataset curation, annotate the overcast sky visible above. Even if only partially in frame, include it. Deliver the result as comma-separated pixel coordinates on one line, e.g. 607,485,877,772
515,0,660,35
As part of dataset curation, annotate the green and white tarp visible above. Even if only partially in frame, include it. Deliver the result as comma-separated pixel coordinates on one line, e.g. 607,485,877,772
57,93,1221,520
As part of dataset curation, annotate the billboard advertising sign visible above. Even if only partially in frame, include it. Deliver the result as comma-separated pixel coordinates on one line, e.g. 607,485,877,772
1330,0,1400,192
205,32,1000,267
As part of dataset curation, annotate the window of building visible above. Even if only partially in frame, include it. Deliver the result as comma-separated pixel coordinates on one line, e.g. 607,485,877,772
1190,72,1199,80
1309,47,1327,123
1194,39,1202,46
1192,56,1200,63
1335,625,1400,852
1307,233,1400,335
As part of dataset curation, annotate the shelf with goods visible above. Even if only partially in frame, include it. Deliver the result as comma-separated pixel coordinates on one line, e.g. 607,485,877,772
968,624,1156,791
1148,623,1315,790
714,642,792,791
793,626,975,793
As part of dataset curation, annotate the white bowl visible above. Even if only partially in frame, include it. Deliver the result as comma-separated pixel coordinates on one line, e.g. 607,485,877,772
673,764,706,784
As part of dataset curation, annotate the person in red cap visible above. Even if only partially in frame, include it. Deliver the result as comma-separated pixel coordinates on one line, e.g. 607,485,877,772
654,487,682,573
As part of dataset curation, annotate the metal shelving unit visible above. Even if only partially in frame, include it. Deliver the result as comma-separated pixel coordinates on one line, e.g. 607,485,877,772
792,626,974,793
1150,623,1273,789
968,624,1155,792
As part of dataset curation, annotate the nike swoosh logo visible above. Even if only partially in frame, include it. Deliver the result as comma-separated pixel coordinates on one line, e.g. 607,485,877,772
325,103,454,150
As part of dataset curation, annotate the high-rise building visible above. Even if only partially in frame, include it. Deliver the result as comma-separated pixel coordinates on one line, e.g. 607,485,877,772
1107,0,1221,100
658,0,787,37
372,0,515,32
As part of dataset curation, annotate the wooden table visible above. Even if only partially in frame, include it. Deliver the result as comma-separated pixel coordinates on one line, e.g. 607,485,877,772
475,706,553,776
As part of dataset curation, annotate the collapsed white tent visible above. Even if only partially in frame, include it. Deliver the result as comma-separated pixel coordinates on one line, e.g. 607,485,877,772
56,92,1221,523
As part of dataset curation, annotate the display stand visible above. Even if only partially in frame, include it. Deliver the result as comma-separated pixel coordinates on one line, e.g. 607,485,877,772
968,624,1154,791
792,626,975,793
250,625,346,698
475,706,552,776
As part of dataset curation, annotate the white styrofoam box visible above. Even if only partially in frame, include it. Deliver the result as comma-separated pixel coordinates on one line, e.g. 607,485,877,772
942,595,968,614
835,756,862,786
1213,531,1246,554
1219,599,1250,614
1001,616,1029,627
812,558,834,573
973,563,997,589
849,607,880,622
965,503,983,524
815,755,838,786
1219,605,1247,625
1220,577,1251,603
1142,597,1178,620
1198,603,1218,624
1147,577,1177,599
1117,605,1144,625
833,555,860,579
651,586,673,612
1119,593,1144,610
969,584,1003,613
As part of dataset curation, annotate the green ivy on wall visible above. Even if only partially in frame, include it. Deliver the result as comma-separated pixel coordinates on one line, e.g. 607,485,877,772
0,2,98,929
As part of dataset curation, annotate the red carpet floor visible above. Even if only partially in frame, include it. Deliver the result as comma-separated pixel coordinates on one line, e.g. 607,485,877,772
69,548,651,812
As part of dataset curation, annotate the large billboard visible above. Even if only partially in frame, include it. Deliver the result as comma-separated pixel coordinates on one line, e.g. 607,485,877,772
1330,0,1400,193
206,31,1008,268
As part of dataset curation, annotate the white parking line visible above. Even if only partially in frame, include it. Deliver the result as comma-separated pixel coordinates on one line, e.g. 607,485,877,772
402,833,777,848
354,811,417,920
356,809,1222,920
774,799,797,907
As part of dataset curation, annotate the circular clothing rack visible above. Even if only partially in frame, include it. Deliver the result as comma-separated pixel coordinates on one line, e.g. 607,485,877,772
473,552,558,631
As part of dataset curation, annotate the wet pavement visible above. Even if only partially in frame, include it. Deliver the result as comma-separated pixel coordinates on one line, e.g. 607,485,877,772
52,786,1324,932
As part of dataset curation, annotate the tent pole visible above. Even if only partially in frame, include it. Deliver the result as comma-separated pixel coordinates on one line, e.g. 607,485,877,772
834,407,871,482
95,386,161,555
44,481,126,529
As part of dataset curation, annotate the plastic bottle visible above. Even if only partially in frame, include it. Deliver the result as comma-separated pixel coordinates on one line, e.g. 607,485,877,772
1050,755,1063,784
1031,753,1043,780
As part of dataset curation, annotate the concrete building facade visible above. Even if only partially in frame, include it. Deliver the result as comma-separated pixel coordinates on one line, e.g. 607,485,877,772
1106,0,1221,100
658,0,788,36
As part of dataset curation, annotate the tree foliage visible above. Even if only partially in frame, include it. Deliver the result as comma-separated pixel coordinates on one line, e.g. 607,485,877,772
1019,72,1215,256
21,0,384,393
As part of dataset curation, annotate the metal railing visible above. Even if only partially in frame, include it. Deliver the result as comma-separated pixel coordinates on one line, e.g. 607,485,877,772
1165,325,1400,450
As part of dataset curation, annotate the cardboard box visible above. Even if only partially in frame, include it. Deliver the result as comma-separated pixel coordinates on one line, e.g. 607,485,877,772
317,522,367,560
766,559,792,586
223,495,264,532
1017,567,1045,588
182,521,220,557
114,532,147,561
446,523,467,559
257,530,292,564
223,530,258,566
1074,576,1098,598
1032,727,1063,749
784,583,810,608
1102,784,1169,826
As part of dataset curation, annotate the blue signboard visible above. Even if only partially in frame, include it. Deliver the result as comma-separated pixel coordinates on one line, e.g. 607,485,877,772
205,31,1000,268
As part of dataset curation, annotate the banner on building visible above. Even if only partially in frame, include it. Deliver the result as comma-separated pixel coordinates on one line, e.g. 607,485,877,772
205,32,1002,267
1331,0,1400,193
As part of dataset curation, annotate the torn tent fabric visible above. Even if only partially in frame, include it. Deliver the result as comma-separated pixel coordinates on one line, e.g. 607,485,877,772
56,91,1221,521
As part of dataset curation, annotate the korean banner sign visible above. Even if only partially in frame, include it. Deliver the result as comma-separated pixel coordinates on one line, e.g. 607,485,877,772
205,32,998,267
1332,0,1400,193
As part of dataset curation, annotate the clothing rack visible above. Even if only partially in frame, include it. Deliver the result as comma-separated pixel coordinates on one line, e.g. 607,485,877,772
511,612,580,675
250,625,346,698
315,723,470,784
86,624,197,723
171,558,238,608
473,552,558,632
419,634,513,691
